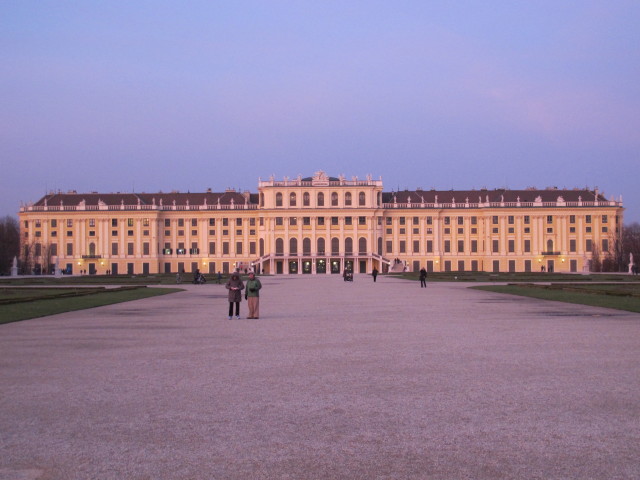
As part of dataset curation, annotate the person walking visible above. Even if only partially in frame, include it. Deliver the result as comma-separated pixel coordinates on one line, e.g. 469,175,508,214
225,272,244,319
245,271,262,319
217,271,222,284
419,267,427,288
372,267,378,282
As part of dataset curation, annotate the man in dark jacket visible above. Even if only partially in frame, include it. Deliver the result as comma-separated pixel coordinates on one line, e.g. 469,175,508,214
225,272,244,319
245,271,262,319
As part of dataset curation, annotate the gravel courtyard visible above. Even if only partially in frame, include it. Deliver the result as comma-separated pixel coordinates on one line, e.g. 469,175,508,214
1,275,639,480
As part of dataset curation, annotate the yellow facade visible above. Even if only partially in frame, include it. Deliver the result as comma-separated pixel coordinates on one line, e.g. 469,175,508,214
19,171,623,275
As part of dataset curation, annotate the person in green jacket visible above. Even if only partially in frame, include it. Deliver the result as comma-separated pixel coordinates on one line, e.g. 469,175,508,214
245,271,262,319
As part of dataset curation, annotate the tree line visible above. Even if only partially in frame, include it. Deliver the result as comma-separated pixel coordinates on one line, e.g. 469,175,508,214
1,216,640,274
0,216,20,275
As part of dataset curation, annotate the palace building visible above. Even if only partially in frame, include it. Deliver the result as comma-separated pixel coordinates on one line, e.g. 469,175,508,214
19,171,623,276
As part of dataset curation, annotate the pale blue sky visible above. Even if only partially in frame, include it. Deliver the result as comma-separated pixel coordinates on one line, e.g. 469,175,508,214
2,1,639,221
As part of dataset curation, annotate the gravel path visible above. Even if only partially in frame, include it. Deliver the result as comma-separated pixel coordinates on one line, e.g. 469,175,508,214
1,275,639,480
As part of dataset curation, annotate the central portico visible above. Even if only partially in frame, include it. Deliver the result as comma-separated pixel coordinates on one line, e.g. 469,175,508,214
255,171,387,275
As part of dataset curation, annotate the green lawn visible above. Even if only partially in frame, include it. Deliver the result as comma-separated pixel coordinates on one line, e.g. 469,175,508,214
393,271,640,283
473,283,640,313
0,286,183,324
0,274,184,286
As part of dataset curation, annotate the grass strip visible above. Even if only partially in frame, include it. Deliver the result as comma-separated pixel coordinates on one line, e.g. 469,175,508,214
0,275,177,286
0,287,183,325
0,287,127,305
393,271,640,283
473,284,640,313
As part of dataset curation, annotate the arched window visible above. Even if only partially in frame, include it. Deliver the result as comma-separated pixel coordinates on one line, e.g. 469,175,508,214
345,237,353,255
275,238,284,255
303,238,311,255
345,192,352,206
331,237,340,255
276,192,283,207
331,192,339,206
359,192,366,206
303,192,310,206
317,192,324,206
260,193,265,207
89,243,96,256
289,192,296,207
547,239,554,252
290,238,298,255
359,237,367,255
377,192,382,207
317,237,325,255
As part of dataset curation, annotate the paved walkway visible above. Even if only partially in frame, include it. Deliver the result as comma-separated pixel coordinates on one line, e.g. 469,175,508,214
1,275,639,480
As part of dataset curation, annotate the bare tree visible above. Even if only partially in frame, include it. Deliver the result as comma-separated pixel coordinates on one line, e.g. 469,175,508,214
590,242,602,272
20,239,36,274
0,216,20,275
622,222,640,269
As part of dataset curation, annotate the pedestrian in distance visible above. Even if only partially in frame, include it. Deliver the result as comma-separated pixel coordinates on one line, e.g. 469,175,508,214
217,271,222,284
372,267,378,282
419,267,427,288
225,272,244,319
245,271,262,319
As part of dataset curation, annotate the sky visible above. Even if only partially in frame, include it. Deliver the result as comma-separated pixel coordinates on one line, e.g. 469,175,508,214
2,1,639,222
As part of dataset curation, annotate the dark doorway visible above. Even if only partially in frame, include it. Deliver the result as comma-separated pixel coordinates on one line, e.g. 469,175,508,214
289,261,298,274
331,259,340,274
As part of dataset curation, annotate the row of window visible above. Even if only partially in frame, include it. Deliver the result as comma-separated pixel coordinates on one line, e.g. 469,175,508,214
434,238,607,254
274,216,368,226
26,214,616,230
27,217,257,228
27,235,610,259
269,191,374,208
30,223,610,241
